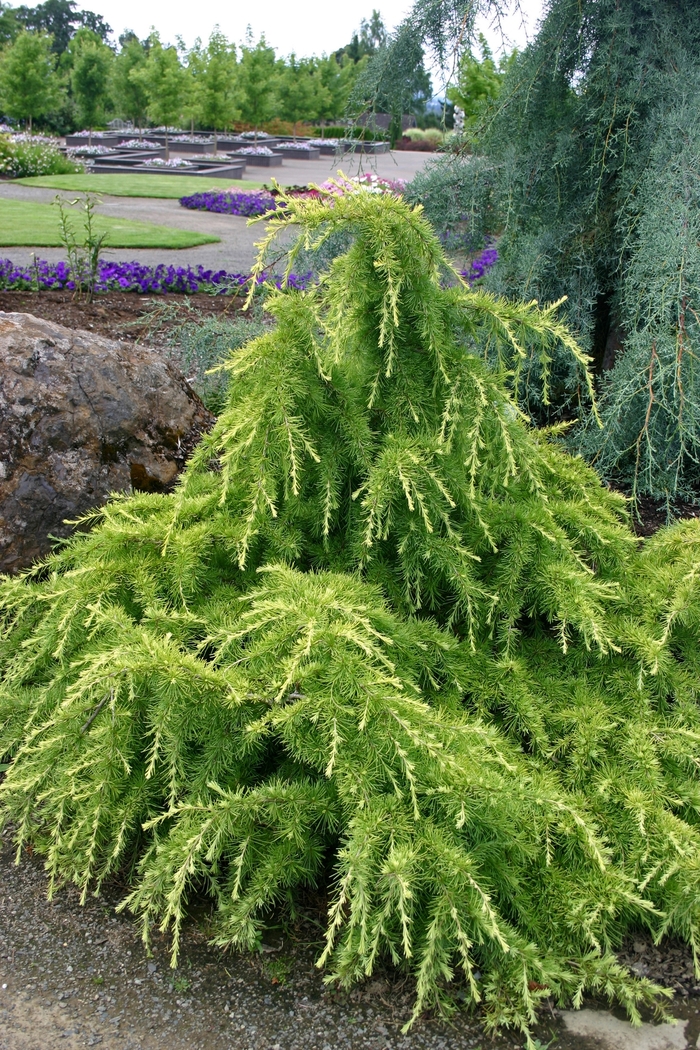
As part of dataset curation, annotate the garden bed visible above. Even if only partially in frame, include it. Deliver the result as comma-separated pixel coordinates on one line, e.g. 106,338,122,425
0,288,247,341
275,146,321,160
232,151,283,167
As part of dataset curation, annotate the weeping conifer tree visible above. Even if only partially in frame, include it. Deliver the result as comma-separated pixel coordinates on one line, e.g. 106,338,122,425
405,0,700,503
3,189,700,1041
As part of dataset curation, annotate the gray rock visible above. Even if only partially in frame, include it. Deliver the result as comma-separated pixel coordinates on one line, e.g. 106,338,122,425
0,311,213,573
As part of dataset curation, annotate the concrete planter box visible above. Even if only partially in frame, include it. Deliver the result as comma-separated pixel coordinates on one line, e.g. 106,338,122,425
223,137,280,150
65,134,124,148
92,149,166,165
134,162,246,178
84,162,245,178
232,152,283,167
359,141,389,153
276,146,321,160
169,140,216,154
317,141,352,155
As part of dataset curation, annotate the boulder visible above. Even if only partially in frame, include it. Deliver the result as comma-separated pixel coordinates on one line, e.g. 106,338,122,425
0,311,214,574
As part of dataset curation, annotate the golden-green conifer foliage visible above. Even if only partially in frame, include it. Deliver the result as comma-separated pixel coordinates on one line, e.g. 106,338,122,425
2,190,700,1040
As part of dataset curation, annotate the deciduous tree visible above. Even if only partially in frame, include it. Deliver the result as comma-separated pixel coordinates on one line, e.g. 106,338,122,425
0,29,59,132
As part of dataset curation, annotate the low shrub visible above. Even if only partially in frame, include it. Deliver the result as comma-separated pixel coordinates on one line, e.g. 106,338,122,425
0,135,83,178
3,190,700,1043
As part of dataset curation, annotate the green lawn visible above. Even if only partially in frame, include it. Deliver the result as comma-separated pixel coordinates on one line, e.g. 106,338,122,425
0,197,219,248
15,173,264,199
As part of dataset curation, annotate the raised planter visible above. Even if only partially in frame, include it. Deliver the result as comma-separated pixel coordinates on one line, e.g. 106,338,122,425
275,146,321,160
232,152,284,167
169,140,216,154
80,160,245,178
316,141,352,156
222,137,280,150
359,141,390,154
92,149,167,165
133,162,246,178
65,133,124,148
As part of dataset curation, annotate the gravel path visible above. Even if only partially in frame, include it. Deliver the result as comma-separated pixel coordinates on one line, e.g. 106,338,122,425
0,152,431,271
5,825,700,1050
0,828,508,1050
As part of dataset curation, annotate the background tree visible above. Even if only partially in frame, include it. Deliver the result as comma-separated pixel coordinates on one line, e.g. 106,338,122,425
0,2,19,47
335,9,387,64
350,17,431,145
112,32,148,135
0,29,58,131
13,0,110,55
69,28,113,140
446,33,515,136
375,0,700,505
195,28,238,148
278,53,315,138
237,33,277,139
130,33,186,157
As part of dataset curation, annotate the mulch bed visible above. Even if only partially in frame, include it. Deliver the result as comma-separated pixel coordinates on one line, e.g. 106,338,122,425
0,289,246,343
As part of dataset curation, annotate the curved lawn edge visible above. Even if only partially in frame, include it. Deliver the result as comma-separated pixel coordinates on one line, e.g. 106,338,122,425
0,197,220,249
14,173,265,199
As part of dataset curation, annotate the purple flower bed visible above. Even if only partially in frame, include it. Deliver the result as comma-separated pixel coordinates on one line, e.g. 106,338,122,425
180,189,277,217
0,258,313,295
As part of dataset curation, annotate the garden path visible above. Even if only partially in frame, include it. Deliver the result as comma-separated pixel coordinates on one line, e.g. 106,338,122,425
0,152,432,272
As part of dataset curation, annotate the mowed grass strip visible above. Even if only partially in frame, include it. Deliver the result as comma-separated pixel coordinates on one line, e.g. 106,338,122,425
15,173,263,199
0,197,220,248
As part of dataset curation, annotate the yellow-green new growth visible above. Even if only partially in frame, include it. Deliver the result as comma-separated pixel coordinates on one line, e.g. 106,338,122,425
1,191,700,1042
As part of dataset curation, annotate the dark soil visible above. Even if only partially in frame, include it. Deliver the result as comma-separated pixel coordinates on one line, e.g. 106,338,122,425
0,290,246,344
628,493,700,538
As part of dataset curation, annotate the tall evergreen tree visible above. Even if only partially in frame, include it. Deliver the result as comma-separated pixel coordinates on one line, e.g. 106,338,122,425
4,188,700,1041
404,0,700,504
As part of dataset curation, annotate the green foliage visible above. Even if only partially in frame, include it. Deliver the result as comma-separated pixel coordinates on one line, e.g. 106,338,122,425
4,191,700,1042
446,34,515,134
130,34,187,155
111,35,149,132
278,54,316,138
53,192,106,301
137,300,266,414
238,34,277,134
190,30,239,143
0,29,59,131
402,0,700,502
70,31,113,134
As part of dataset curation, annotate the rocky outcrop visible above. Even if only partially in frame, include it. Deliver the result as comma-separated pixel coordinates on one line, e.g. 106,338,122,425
0,311,214,573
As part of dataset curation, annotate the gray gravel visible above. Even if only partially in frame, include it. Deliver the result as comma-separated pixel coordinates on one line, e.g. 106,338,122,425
0,827,510,1050
4,825,700,1050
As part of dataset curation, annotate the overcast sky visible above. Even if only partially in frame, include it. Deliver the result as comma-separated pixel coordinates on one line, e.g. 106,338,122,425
67,0,546,61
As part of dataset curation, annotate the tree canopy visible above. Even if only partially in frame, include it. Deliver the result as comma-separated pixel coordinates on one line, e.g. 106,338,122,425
0,27,58,130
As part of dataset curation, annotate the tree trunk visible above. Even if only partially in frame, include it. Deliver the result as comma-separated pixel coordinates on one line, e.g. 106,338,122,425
165,130,169,161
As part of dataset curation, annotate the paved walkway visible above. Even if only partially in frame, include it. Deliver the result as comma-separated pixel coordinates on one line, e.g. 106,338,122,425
0,151,432,272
